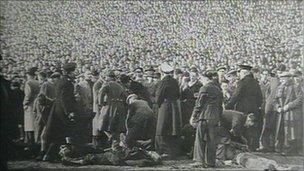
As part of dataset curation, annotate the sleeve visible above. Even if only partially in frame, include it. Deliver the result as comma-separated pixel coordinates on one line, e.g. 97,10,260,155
191,86,208,119
256,83,263,109
226,80,244,110
156,80,166,106
62,80,77,113
23,82,32,106
98,83,109,106
286,85,303,111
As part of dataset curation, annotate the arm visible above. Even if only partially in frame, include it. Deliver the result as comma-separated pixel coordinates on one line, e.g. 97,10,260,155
156,80,166,106
285,85,303,111
98,83,108,107
191,86,208,120
61,80,77,114
23,82,32,107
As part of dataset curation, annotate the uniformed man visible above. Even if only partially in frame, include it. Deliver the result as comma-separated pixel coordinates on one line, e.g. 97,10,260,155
190,70,223,168
155,63,182,159
23,67,40,154
226,65,263,151
43,63,78,161
98,70,128,147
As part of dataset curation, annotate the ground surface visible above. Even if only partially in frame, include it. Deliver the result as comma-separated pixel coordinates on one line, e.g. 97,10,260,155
7,153,304,170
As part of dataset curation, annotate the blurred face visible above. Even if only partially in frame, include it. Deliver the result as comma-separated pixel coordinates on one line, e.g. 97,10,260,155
217,69,226,78
189,72,198,82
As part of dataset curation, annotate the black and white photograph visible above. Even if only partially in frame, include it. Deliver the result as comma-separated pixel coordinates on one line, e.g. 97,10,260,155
0,1,303,170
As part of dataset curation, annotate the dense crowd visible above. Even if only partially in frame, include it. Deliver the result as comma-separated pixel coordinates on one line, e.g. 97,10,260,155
0,1,303,170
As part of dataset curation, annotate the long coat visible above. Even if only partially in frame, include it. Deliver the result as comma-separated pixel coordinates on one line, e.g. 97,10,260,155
23,78,40,132
284,82,303,142
192,81,223,165
92,79,103,136
98,80,128,133
33,81,55,143
226,74,263,118
278,81,303,144
155,75,181,136
44,75,78,144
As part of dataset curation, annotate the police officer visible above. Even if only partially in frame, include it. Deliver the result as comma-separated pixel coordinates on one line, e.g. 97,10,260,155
190,70,223,168
226,65,263,151
155,63,182,159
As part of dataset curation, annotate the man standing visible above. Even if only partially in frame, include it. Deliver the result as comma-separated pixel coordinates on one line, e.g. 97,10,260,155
98,70,128,146
23,67,40,154
44,63,78,161
190,70,223,168
92,72,105,148
226,65,263,151
155,63,182,159
180,67,202,156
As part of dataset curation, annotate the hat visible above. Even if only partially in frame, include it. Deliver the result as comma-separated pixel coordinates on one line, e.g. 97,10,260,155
227,70,237,76
203,70,215,79
26,67,38,76
134,67,143,73
239,64,252,71
217,66,227,71
62,62,76,72
50,72,61,78
126,94,138,104
160,63,174,73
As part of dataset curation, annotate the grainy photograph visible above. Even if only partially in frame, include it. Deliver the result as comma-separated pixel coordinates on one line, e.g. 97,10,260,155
0,1,303,170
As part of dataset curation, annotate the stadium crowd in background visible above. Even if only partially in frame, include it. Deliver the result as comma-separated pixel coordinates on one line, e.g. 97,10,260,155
0,0,303,169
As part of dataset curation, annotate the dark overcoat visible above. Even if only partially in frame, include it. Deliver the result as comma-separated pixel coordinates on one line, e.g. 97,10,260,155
44,75,78,144
180,81,202,126
226,74,263,118
155,75,181,136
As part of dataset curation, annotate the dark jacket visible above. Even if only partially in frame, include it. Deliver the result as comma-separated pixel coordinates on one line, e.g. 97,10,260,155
126,100,156,148
155,75,181,136
180,81,202,126
192,81,223,124
98,80,128,133
45,75,78,143
226,74,263,117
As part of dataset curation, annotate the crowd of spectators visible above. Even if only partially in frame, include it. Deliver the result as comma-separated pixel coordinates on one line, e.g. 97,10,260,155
1,1,303,82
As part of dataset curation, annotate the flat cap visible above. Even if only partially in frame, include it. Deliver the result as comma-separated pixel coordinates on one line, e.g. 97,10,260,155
50,72,61,78
239,64,252,71
217,66,227,71
62,62,77,72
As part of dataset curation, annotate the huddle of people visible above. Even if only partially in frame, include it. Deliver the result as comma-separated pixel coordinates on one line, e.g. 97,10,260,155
1,58,303,168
